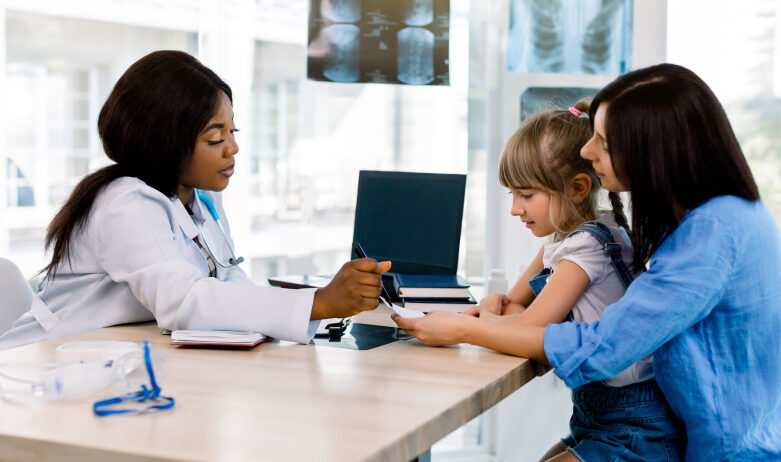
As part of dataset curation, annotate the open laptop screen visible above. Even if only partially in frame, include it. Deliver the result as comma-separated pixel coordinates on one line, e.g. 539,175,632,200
352,170,466,274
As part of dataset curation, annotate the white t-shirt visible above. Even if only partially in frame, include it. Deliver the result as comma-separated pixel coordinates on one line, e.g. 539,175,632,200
542,212,654,387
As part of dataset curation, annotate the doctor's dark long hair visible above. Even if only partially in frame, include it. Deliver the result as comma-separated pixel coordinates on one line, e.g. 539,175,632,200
43,50,232,276
589,63,759,272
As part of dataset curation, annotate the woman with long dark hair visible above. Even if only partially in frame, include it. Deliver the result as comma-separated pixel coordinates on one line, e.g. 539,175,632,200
0,50,388,349
394,63,781,461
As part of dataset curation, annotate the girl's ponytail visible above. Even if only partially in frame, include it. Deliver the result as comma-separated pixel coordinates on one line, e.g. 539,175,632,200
608,191,630,234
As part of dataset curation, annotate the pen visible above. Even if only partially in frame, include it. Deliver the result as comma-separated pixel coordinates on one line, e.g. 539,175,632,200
352,241,394,302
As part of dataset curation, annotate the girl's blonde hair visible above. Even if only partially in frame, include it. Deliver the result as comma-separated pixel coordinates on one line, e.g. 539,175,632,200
498,100,629,237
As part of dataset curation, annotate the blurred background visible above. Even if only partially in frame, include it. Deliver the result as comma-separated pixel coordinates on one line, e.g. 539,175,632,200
1,0,779,459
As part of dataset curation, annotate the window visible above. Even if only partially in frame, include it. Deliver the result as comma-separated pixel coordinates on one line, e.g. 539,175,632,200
0,0,475,280
0,0,479,457
668,0,781,225
1,4,197,277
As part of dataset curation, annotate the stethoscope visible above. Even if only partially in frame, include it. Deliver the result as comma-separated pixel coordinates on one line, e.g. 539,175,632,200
194,189,245,268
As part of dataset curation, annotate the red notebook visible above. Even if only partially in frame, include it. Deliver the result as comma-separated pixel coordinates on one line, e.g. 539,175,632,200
170,330,269,347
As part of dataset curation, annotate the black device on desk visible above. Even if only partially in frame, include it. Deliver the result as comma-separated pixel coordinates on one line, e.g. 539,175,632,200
269,170,467,288
269,171,466,348
351,170,466,274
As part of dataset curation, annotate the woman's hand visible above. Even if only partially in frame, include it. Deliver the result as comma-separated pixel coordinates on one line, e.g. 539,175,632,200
393,307,548,362
391,311,473,346
311,259,391,320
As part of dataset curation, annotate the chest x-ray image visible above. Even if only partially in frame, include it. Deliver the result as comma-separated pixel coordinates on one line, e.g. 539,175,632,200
307,0,450,85
507,0,633,75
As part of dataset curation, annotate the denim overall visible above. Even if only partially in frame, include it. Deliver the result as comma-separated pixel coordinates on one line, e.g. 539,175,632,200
528,221,634,297
535,221,685,462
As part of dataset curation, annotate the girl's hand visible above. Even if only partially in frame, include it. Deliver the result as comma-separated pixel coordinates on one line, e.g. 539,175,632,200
391,311,472,346
463,295,517,319
477,308,503,324
501,303,526,315
477,294,512,315
462,305,480,317
460,306,503,324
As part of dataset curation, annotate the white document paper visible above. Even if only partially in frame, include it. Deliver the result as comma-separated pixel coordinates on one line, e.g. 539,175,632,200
380,296,425,318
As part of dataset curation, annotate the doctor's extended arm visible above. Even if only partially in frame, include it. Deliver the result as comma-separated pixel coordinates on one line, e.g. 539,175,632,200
202,190,387,320
543,212,736,388
95,187,319,343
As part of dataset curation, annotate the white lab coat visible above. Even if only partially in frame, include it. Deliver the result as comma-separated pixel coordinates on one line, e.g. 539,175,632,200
0,177,318,350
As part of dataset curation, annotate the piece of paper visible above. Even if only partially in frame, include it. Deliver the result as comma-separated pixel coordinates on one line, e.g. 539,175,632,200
380,296,425,318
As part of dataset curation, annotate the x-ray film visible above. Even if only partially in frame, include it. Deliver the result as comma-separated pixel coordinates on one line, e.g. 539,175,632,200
507,0,633,75
308,0,450,85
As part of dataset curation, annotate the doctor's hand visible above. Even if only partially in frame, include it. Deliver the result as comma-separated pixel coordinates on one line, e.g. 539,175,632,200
310,259,392,320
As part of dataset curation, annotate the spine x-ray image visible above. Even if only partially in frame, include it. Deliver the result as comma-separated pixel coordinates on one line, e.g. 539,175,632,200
507,0,633,75
308,0,450,85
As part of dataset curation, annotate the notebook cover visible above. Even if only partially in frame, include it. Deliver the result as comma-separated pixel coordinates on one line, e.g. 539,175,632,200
402,293,477,312
170,329,269,347
393,273,469,289
401,292,477,304
393,273,470,298
268,274,331,289
170,338,270,347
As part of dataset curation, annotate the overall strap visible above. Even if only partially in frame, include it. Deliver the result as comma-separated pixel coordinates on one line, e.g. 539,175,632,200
569,221,634,289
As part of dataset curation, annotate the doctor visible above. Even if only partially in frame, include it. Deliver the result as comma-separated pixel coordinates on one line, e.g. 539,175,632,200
0,50,389,350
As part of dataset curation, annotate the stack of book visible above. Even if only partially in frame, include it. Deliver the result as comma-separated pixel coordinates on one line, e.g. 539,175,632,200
392,273,477,313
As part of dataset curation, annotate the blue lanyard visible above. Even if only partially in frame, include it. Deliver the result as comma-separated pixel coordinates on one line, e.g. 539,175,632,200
93,341,175,416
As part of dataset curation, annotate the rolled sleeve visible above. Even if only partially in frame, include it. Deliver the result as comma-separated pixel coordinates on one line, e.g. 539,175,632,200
544,321,603,387
542,207,737,388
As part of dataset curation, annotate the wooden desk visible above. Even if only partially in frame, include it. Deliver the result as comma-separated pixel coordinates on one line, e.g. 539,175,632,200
0,306,545,462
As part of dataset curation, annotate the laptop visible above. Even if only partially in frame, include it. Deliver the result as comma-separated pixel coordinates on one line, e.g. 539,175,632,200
351,170,466,274
268,170,467,287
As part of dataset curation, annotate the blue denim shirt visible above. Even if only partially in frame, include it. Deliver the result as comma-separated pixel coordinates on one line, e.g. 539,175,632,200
544,196,781,461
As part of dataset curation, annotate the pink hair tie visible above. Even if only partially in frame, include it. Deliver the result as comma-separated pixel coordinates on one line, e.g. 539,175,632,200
568,106,586,118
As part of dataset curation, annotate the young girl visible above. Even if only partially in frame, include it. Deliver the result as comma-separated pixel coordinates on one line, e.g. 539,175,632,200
395,63,781,461
395,102,685,461
0,50,389,350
